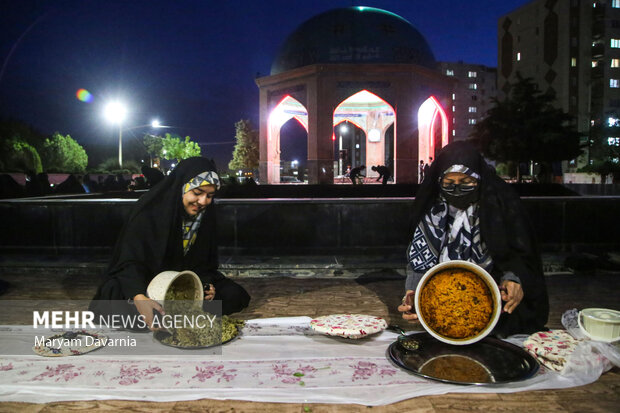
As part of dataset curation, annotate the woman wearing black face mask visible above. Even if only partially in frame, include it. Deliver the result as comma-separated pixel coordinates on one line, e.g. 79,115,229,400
398,141,549,337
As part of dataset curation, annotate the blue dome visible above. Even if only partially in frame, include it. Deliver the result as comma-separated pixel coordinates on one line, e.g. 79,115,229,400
271,7,436,75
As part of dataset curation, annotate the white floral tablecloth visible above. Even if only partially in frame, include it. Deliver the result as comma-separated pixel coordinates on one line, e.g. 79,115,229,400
0,317,601,405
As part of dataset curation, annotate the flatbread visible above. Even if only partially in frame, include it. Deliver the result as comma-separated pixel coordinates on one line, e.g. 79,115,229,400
310,314,387,339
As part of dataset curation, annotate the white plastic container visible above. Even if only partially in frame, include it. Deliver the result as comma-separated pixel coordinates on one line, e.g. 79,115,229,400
414,260,502,345
578,308,620,343
147,270,203,307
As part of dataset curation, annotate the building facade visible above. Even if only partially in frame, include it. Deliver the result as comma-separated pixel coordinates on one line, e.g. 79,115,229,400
256,7,454,184
498,0,620,171
438,62,497,141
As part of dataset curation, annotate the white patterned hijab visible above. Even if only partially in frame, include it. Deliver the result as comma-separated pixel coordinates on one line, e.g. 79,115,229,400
407,164,492,272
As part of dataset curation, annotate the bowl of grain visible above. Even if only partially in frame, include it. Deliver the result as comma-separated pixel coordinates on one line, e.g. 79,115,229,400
414,260,501,345
147,270,204,307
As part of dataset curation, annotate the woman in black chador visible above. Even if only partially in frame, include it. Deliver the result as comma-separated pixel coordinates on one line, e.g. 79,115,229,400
398,141,548,337
90,157,250,329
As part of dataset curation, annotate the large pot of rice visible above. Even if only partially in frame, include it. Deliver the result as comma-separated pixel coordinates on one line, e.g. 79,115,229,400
414,260,502,345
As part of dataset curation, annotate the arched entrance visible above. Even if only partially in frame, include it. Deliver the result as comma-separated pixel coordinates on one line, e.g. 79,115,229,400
333,120,366,178
333,90,395,182
418,96,449,165
267,96,308,183
280,118,308,182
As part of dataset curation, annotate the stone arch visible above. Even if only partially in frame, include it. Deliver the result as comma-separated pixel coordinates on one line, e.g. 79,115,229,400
417,96,449,164
333,90,395,181
267,95,308,183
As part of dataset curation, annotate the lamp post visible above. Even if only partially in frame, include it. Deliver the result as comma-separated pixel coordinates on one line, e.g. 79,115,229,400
104,101,128,168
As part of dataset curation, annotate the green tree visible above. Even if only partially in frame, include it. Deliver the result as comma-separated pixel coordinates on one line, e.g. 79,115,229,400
0,136,43,173
229,119,259,171
471,74,582,181
579,122,620,182
94,158,141,174
161,133,201,162
143,134,164,163
41,132,88,173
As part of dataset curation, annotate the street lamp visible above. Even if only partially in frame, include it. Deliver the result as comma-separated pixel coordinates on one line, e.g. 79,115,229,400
104,101,127,167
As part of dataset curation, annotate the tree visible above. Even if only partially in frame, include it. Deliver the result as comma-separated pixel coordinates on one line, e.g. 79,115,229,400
229,119,259,172
0,118,45,173
0,136,43,173
161,133,201,162
41,132,88,173
143,134,164,164
471,74,581,181
578,121,620,182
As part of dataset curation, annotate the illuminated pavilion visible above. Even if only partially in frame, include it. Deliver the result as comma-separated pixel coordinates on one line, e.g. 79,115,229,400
256,6,454,184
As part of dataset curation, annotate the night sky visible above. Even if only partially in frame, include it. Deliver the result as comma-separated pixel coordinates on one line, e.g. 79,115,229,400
0,0,529,170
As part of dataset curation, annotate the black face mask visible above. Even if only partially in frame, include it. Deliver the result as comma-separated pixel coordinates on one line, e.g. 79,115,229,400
440,184,480,210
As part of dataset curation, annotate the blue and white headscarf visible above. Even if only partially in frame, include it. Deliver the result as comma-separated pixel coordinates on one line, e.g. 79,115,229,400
181,171,220,255
407,164,492,272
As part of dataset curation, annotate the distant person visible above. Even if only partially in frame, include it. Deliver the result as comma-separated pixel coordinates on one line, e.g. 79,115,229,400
419,160,425,183
423,157,432,181
55,174,86,194
82,174,97,193
89,157,250,329
141,165,165,188
371,165,391,185
349,165,365,185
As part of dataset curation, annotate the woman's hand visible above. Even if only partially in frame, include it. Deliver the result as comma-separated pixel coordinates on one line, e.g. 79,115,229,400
397,290,418,321
132,294,165,331
204,284,215,301
500,280,523,314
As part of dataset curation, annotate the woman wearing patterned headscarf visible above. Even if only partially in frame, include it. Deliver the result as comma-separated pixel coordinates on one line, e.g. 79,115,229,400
90,157,250,329
398,141,548,337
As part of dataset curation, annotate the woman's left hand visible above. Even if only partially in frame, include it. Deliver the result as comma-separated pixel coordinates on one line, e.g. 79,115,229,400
204,284,215,301
500,280,523,314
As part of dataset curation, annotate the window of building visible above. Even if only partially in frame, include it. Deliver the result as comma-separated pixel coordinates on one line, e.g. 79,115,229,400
468,119,477,125
468,71,477,78
611,39,620,48
517,52,521,61
611,79,620,88
469,83,478,90
452,106,456,112
610,98,620,107
608,137,620,146
452,93,456,100
571,57,577,67
468,106,477,113
612,59,620,68
446,69,454,76
612,20,620,28
614,0,620,8
593,60,599,67
471,95,478,101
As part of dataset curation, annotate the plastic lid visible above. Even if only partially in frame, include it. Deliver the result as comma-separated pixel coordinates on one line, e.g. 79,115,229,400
581,308,620,323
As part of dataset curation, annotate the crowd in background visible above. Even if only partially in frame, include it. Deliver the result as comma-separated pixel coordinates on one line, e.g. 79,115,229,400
0,166,165,199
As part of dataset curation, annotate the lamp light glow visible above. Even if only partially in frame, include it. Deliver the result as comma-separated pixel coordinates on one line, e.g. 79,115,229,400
104,101,127,124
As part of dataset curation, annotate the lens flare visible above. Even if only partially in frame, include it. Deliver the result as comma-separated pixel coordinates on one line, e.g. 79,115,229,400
76,89,93,103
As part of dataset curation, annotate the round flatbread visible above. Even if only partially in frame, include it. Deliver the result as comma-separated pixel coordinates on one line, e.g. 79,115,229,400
33,330,107,357
310,314,387,339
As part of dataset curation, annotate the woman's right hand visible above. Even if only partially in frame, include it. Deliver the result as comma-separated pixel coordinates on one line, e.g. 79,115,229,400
397,290,418,321
133,294,165,331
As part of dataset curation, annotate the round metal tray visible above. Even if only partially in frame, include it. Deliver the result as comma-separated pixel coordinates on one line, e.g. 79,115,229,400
153,327,238,349
388,332,539,385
